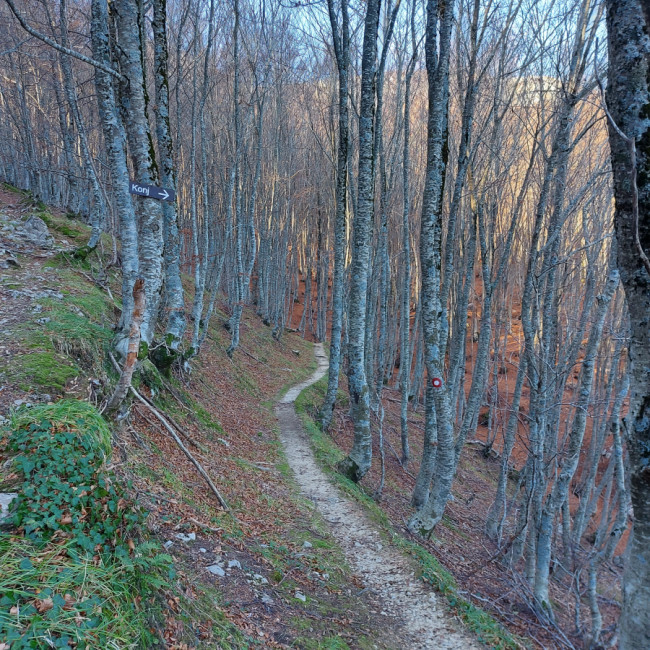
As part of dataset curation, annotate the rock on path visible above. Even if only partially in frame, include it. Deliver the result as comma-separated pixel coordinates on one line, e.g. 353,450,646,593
275,343,479,650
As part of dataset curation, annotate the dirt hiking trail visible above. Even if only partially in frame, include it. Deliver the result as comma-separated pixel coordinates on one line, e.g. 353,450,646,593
275,343,479,650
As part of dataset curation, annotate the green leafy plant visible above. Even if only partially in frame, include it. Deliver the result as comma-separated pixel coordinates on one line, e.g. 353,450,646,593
9,415,139,557
1,402,174,648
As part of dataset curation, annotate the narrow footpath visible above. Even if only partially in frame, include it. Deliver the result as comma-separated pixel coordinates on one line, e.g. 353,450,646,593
275,343,479,650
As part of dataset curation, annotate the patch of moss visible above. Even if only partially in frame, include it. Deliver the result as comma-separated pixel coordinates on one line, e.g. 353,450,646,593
36,210,88,241
136,359,165,393
138,340,149,360
17,351,79,392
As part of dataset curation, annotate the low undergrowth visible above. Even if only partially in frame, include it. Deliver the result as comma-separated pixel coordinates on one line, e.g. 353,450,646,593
0,401,173,648
295,375,526,650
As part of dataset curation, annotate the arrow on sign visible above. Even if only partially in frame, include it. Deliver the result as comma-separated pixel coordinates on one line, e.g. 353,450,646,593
129,181,175,203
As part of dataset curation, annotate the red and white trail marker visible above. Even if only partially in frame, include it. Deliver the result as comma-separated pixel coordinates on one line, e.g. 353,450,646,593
431,377,443,389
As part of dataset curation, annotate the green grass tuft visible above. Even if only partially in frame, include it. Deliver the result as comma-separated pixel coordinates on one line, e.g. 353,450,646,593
9,399,111,457
0,401,174,648
0,537,169,649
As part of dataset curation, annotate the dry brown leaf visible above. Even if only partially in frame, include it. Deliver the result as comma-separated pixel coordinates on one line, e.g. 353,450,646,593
35,597,54,613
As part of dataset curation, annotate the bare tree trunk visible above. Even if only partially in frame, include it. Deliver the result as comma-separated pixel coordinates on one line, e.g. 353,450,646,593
337,0,382,482
114,0,164,349
408,0,456,535
322,0,350,431
105,278,145,414
90,0,139,355
533,268,619,609
605,2,650,645
152,0,185,353
228,0,244,356
58,0,105,250
400,9,417,465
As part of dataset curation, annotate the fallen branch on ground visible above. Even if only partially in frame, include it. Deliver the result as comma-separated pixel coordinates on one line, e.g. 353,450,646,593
109,352,230,511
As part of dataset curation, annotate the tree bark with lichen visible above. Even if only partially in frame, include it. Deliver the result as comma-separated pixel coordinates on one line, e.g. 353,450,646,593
605,1,650,646
337,0,382,482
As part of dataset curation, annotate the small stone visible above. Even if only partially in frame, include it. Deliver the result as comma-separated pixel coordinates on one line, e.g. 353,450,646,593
261,594,274,605
302,541,312,549
322,573,329,581
199,547,207,553
354,541,362,548
294,591,306,602
0,493,18,524
163,541,174,550
218,438,230,447
34,290,63,300
175,532,196,542
207,564,225,577
0,257,19,269
227,559,241,569
252,573,268,585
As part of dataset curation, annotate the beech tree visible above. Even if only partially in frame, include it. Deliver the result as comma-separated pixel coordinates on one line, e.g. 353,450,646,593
337,0,382,482
605,0,650,646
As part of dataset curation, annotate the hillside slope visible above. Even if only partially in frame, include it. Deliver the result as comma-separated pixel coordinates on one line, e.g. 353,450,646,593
0,186,399,648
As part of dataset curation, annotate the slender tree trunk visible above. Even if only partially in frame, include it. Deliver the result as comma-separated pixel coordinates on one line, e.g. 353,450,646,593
228,0,245,356
105,278,145,414
408,0,456,535
322,0,350,431
533,268,619,609
152,0,185,352
90,0,139,355
114,0,164,349
337,0,382,482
